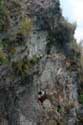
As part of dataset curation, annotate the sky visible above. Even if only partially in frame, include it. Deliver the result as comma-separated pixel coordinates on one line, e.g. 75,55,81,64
60,0,83,42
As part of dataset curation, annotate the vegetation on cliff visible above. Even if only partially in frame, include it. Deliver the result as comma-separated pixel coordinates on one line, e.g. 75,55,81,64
0,0,83,124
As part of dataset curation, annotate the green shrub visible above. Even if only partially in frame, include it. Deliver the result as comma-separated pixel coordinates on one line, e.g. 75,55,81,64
12,55,41,77
19,17,32,35
30,55,40,65
0,49,8,64
0,0,6,31
12,60,30,76
57,105,62,113
79,94,83,104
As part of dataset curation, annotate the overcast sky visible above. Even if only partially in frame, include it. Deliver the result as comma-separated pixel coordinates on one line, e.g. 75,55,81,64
60,0,83,42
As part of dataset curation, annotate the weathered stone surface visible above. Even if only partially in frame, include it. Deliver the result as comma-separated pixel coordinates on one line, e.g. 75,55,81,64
0,0,79,125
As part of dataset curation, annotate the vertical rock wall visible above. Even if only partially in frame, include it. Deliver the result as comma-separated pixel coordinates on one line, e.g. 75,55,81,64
0,0,79,125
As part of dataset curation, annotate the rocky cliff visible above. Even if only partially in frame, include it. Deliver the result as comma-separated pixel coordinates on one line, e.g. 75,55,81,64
0,0,81,125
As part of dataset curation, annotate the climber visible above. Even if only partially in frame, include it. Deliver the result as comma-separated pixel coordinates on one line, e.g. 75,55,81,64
38,90,47,105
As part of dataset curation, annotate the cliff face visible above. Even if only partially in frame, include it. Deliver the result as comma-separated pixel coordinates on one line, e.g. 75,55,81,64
0,55,79,125
4,0,62,58
0,0,80,125
30,54,78,125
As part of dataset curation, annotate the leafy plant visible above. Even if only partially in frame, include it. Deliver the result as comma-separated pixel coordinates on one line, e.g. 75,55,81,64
19,17,32,35
9,47,16,55
12,55,41,77
30,55,40,65
12,58,32,77
0,49,8,64
57,105,62,113
79,94,83,104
